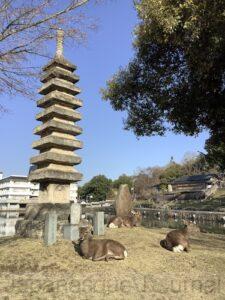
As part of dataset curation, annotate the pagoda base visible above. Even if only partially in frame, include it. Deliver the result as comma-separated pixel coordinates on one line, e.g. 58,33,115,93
36,183,70,203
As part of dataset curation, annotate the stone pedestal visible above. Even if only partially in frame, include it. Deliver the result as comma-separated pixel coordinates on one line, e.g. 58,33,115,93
115,184,132,217
93,212,105,236
38,183,70,203
44,211,57,246
63,224,79,241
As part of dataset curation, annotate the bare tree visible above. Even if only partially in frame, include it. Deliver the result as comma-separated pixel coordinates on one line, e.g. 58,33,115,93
0,0,95,106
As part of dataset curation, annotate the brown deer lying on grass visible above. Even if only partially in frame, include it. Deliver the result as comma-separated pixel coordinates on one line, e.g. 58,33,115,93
160,221,194,253
74,231,128,262
108,210,142,228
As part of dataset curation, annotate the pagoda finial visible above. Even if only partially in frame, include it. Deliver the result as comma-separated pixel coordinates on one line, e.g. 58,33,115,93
56,29,64,57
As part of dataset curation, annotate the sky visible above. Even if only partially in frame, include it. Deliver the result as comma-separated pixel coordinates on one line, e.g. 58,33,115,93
0,0,209,182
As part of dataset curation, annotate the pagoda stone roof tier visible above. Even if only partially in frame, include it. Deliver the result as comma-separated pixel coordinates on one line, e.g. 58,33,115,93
34,120,82,136
36,105,82,122
29,169,82,183
30,152,82,166
37,91,82,109
32,136,83,151
41,66,79,84
39,78,81,96
43,56,76,72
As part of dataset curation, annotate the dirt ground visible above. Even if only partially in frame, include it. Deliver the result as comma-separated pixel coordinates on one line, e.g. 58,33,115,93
0,227,224,300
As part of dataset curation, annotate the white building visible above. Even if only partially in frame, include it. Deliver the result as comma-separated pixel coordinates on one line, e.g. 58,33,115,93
0,174,39,209
0,175,39,201
0,172,78,208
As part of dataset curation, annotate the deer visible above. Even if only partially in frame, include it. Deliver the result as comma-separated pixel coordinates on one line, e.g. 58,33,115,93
160,221,193,253
107,210,142,228
73,231,128,262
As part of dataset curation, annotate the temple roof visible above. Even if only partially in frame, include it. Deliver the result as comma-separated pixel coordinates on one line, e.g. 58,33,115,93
37,91,82,109
43,56,77,72
36,105,82,122
29,168,82,183
30,152,82,166
34,120,82,136
32,136,83,151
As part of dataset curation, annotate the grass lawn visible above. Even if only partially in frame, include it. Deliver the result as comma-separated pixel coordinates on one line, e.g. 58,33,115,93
0,227,224,299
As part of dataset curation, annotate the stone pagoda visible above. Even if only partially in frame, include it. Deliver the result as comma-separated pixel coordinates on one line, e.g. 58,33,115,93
29,29,83,203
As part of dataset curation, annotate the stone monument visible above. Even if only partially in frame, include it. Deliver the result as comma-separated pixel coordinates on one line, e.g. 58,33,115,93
29,29,83,203
93,211,105,236
115,184,133,217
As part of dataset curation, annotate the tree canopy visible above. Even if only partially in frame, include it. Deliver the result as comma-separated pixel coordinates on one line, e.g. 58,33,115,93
102,0,225,168
113,174,133,190
78,175,112,202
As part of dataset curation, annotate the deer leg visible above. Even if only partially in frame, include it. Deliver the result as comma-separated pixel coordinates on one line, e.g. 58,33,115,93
105,255,114,261
92,254,106,261
184,241,191,252
114,256,125,260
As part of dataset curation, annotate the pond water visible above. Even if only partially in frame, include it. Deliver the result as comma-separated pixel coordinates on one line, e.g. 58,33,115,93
141,210,225,235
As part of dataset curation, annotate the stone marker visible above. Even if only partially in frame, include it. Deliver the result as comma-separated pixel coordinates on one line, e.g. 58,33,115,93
63,224,79,241
93,211,105,236
168,184,173,192
63,202,81,241
115,184,132,217
70,203,81,225
44,211,57,246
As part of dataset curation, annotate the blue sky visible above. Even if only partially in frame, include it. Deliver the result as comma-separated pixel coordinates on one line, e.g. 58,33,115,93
0,0,208,182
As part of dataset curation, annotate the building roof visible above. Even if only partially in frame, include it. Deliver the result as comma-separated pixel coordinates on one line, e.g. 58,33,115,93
0,175,28,183
172,174,218,185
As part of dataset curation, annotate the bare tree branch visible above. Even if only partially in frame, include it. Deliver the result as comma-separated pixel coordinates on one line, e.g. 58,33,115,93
0,0,96,105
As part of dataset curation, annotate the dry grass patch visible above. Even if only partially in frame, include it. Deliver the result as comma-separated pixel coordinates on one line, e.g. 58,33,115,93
0,227,224,299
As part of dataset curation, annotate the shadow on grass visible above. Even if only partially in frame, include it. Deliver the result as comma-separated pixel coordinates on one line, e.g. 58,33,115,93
191,235,225,251
72,241,83,258
0,236,20,246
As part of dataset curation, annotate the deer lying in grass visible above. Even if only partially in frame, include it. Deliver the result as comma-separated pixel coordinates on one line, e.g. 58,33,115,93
108,210,142,228
160,221,193,253
74,231,128,262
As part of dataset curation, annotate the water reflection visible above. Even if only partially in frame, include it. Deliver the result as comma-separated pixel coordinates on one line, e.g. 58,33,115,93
0,211,22,237
141,211,225,234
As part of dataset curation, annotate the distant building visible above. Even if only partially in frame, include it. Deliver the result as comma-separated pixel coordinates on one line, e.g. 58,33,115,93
0,172,78,209
0,175,39,201
171,174,219,192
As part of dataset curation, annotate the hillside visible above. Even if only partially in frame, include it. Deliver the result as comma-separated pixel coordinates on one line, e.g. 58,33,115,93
135,189,225,212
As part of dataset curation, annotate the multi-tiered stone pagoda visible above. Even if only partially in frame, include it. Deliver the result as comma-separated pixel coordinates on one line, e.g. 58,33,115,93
29,30,83,203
